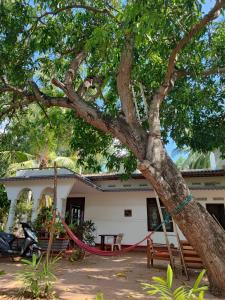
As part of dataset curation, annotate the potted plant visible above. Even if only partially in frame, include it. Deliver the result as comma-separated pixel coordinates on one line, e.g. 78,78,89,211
68,220,96,261
33,207,69,252
33,207,52,239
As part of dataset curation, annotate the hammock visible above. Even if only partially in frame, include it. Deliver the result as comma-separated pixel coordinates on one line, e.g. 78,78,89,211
59,194,193,257
60,216,154,256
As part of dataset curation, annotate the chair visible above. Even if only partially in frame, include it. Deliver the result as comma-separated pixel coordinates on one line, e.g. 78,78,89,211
112,233,124,251
104,233,124,251
147,238,172,268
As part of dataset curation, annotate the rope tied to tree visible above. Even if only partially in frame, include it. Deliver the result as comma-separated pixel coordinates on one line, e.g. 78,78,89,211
156,194,193,229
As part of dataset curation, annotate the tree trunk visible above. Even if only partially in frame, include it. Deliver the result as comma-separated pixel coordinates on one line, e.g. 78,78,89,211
139,137,225,297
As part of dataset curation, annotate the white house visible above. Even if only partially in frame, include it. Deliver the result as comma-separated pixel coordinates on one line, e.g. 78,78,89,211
1,167,225,246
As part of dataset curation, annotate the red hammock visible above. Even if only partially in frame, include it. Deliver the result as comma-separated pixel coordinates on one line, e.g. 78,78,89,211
60,216,154,256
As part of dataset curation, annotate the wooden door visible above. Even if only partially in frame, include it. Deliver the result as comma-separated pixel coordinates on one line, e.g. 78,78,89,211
66,197,85,225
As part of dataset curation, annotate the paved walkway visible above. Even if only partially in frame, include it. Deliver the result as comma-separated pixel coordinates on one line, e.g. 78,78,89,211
0,253,220,299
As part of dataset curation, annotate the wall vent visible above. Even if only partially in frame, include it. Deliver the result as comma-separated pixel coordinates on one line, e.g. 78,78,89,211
213,197,224,201
204,182,220,186
191,182,201,185
123,184,131,187
139,183,148,187
108,185,116,188
194,197,207,201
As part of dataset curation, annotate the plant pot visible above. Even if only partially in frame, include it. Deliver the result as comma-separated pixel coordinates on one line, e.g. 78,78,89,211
38,238,69,252
38,231,49,239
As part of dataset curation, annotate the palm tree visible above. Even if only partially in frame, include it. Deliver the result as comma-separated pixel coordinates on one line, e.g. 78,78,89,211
4,151,79,176
174,148,223,170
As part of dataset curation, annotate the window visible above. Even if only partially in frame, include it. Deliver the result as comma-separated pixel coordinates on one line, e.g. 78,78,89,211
146,198,173,232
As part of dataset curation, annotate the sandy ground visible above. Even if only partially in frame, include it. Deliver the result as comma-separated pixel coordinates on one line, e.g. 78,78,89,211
0,252,222,300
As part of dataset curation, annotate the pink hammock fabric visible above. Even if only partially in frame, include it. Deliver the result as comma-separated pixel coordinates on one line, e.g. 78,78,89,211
60,216,154,256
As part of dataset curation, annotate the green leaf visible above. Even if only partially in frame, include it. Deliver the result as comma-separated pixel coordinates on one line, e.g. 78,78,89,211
96,292,104,300
166,265,173,289
20,258,33,266
0,270,6,276
193,269,206,290
192,287,208,293
152,276,167,285
198,291,205,300
174,287,189,300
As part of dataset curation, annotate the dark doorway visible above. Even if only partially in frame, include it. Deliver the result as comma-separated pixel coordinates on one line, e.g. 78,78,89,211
206,203,225,229
66,197,85,225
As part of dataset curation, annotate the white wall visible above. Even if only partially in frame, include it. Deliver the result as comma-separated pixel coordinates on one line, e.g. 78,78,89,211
71,190,179,246
70,179,225,246
5,174,225,242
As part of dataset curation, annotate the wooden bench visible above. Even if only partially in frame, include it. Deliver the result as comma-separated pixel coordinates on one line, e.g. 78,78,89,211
147,239,204,271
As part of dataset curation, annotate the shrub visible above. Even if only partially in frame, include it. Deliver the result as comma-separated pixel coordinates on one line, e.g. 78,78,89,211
68,220,96,262
17,254,60,299
142,264,208,300
68,247,85,262
69,219,96,245
33,207,67,238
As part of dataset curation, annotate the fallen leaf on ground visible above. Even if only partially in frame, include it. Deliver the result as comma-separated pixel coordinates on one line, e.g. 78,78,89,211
114,272,127,279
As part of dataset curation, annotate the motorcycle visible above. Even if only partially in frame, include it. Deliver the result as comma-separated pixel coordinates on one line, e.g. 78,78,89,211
0,222,41,259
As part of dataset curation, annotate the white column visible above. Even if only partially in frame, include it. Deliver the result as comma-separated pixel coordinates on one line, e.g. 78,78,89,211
61,198,67,218
31,197,40,222
5,198,17,233
56,197,63,215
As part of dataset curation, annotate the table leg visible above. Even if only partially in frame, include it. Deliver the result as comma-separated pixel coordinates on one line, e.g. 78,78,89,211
100,236,104,250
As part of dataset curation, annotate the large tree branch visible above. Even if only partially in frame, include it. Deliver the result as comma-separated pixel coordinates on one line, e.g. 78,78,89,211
36,3,118,22
148,0,225,137
52,77,147,159
117,37,139,125
177,66,225,79
0,76,147,159
64,52,87,87
52,49,147,157
0,78,72,120
164,0,225,91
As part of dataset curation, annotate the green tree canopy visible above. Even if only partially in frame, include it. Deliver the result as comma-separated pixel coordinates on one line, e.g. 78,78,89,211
0,0,224,171
0,105,76,174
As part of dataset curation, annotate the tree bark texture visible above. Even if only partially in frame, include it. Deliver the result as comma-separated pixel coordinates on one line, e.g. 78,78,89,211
139,136,225,297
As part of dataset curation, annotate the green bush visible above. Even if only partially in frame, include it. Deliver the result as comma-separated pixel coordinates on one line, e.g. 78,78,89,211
0,184,9,227
32,207,53,233
17,254,60,299
69,220,96,245
33,207,66,237
69,246,85,262
142,265,208,300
